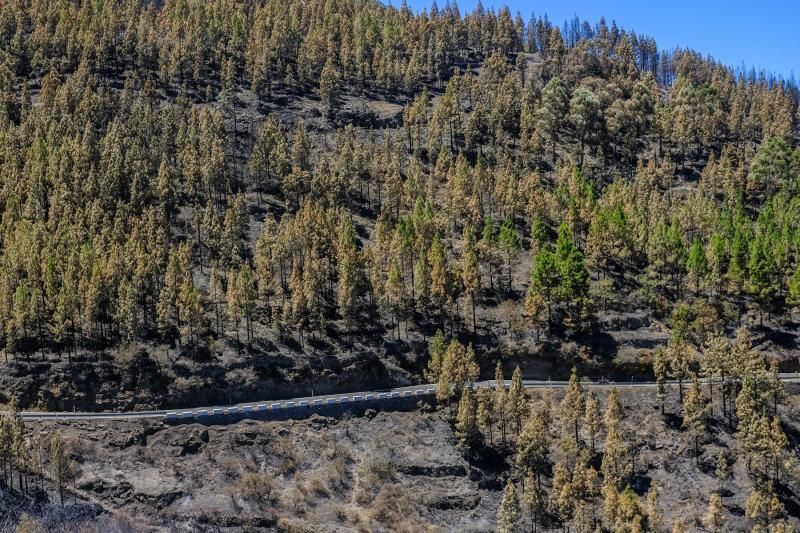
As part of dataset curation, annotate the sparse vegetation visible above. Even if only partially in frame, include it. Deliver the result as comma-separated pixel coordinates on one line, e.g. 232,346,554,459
233,472,275,510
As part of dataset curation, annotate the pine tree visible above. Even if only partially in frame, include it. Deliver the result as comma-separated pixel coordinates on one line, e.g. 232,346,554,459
227,268,243,349
749,136,796,197
584,390,602,454
461,227,481,334
614,485,645,532
788,262,800,317
319,58,339,119
238,265,257,345
523,284,548,343
178,278,202,351
428,234,449,323
455,387,478,449
497,479,522,533
560,367,585,444
707,232,727,296
701,334,728,417
546,27,566,76
336,217,361,339
439,340,480,400
516,400,552,486
536,76,568,162
645,483,663,532
291,119,312,172
495,361,508,445
653,348,668,414
530,246,559,326
10,402,29,493
602,484,620,531
746,486,784,530
604,387,624,427
507,366,526,435
767,360,787,417
209,266,225,334
666,333,690,405
387,261,406,340
549,461,576,525
686,237,708,294
437,369,454,406
766,416,788,483
50,432,76,506
715,454,729,493
1,403,26,493
116,277,138,344
157,265,178,342
569,86,601,166
479,216,502,292
426,329,447,382
476,387,495,445
748,233,777,326
250,116,290,200
522,471,546,533
735,376,764,434
555,222,589,323
601,388,630,490
682,373,710,460
0,414,12,488
498,218,521,292
734,327,765,379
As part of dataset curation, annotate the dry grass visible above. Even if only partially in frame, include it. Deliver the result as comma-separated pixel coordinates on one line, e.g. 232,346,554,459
360,451,395,487
324,441,353,490
216,455,241,479
231,472,275,510
281,482,309,515
362,484,429,533
304,473,330,498
272,436,299,474
276,516,313,533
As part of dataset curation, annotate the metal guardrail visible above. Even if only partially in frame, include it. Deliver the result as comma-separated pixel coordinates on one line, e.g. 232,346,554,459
12,373,799,423
159,388,439,422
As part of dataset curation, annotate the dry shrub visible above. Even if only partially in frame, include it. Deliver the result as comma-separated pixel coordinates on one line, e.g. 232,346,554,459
234,472,276,510
353,486,372,505
171,377,197,395
276,517,313,533
353,447,395,505
361,453,394,487
324,442,352,489
331,504,348,523
64,435,94,462
367,484,408,525
323,462,345,492
236,450,259,473
282,484,308,515
216,455,242,479
360,484,425,533
88,512,143,533
324,441,352,462
272,437,298,474
12,514,40,533
305,474,330,498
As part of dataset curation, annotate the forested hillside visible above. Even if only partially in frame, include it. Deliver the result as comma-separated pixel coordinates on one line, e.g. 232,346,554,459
2,1,800,531
0,0,798,409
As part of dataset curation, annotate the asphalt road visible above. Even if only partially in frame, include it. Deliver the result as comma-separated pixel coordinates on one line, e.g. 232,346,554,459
10,373,799,422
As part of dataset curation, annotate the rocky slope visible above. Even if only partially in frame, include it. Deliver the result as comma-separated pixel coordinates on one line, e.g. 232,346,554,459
7,386,800,531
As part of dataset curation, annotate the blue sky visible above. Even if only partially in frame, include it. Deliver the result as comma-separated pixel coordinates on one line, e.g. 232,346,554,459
400,0,798,79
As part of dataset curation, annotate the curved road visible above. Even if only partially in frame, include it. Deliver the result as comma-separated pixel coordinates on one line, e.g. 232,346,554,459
11,373,800,423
